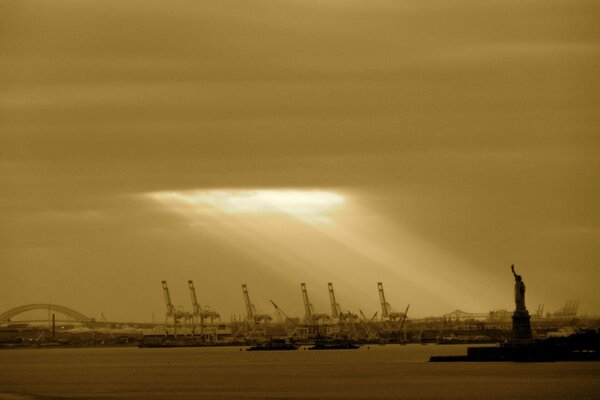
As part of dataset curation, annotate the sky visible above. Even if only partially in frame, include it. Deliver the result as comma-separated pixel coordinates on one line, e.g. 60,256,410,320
1,0,599,322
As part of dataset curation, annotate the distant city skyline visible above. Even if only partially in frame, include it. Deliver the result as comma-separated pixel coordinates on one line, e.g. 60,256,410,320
1,0,598,322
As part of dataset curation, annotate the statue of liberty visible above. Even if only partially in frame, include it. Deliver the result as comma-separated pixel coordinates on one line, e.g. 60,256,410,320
510,264,532,341
511,264,526,312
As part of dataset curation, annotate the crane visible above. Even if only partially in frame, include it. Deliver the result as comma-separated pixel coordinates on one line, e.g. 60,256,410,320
301,283,313,323
188,280,220,339
162,280,176,318
328,282,341,320
188,280,201,316
242,284,256,321
326,283,358,340
378,282,392,320
301,283,329,326
328,282,357,322
242,284,271,324
270,299,307,340
161,280,192,336
269,300,297,327
377,282,408,322
240,284,271,340
399,304,410,331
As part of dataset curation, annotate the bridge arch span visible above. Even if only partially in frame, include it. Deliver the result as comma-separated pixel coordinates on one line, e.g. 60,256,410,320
0,304,93,324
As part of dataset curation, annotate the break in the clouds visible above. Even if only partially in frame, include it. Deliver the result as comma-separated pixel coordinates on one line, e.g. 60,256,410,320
149,189,346,225
0,0,599,321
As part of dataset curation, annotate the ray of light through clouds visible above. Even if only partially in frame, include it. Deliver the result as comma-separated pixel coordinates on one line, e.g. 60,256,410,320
147,189,487,314
150,189,346,224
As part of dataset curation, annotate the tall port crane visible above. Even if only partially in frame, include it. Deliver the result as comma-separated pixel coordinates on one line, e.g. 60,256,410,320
377,282,409,322
301,283,313,322
241,284,271,339
328,282,357,321
242,284,255,322
301,283,329,325
188,280,220,326
162,280,176,318
161,280,192,336
242,284,271,324
327,282,358,340
328,282,342,320
377,282,409,340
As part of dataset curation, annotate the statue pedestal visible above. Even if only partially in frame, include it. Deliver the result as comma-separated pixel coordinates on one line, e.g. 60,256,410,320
511,310,532,342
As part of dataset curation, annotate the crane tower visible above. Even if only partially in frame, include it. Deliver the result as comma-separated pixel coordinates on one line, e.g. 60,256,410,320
161,280,192,336
377,282,408,322
241,284,271,324
188,280,220,325
162,280,176,318
301,283,313,322
328,282,341,320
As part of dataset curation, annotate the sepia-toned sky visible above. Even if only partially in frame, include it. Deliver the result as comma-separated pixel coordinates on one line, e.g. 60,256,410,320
1,0,599,322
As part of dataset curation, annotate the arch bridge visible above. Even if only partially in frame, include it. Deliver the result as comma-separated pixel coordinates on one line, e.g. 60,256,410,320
0,304,94,325
443,309,489,321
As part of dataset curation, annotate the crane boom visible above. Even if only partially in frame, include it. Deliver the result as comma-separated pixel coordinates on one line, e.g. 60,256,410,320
188,280,201,315
378,282,391,319
162,280,176,316
399,304,410,330
269,300,297,326
187,280,220,322
328,282,340,319
242,284,255,321
300,283,313,321
378,282,408,322
241,284,271,327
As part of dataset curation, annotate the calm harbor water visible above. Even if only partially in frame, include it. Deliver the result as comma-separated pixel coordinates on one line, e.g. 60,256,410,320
1,344,599,399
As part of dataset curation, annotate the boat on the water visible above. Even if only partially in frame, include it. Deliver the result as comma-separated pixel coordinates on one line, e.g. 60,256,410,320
308,342,360,350
307,335,360,350
246,343,299,351
306,334,361,350
246,338,299,351
139,341,202,348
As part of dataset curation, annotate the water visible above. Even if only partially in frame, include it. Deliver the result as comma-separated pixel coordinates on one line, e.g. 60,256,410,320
1,344,599,399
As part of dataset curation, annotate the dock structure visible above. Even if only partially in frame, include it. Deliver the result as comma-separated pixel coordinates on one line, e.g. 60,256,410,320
3,276,596,349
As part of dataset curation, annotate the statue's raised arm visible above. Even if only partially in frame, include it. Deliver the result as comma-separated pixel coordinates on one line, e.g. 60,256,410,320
511,264,522,282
